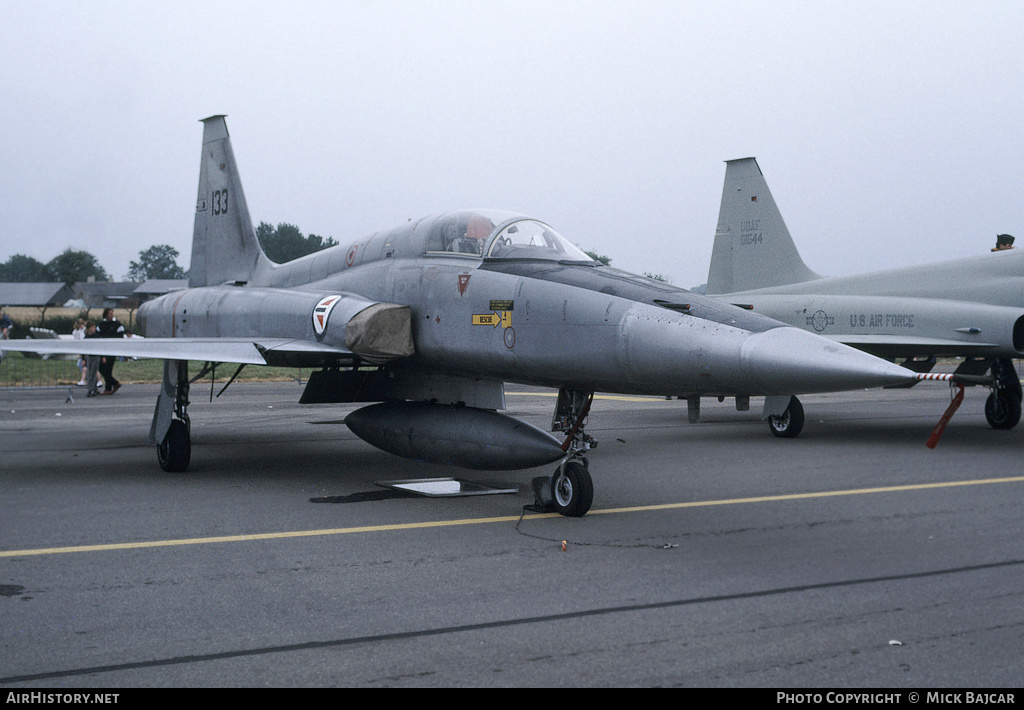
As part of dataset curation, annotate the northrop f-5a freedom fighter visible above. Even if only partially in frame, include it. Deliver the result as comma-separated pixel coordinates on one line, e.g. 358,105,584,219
707,157,1022,432
9,118,932,516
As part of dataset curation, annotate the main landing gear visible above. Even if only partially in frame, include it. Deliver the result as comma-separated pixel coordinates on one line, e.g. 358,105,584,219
531,387,597,517
152,359,192,472
766,395,805,438
158,419,191,472
985,358,1022,430
151,360,246,472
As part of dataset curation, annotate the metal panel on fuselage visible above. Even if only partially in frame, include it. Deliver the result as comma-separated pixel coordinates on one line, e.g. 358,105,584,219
726,251,1024,308
301,251,762,397
150,206,803,399
735,294,1024,358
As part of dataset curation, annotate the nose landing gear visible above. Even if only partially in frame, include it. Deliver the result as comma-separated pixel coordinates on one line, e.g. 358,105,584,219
530,387,597,517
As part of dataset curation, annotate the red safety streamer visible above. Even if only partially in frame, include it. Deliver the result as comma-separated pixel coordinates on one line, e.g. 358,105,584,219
926,384,965,449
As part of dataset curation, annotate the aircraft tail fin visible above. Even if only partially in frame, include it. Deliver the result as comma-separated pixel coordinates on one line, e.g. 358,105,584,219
189,115,272,287
705,157,821,294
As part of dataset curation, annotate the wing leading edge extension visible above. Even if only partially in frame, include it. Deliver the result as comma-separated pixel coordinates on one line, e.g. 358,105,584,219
4,336,358,367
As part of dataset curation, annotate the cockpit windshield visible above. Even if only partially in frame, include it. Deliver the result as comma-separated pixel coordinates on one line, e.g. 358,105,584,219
485,219,595,262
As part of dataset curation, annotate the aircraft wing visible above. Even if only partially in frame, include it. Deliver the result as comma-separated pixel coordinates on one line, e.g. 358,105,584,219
2,337,362,367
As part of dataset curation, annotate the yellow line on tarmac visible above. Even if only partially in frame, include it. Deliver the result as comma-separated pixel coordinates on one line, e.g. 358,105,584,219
0,514,556,558
588,475,1024,515
3,475,1023,558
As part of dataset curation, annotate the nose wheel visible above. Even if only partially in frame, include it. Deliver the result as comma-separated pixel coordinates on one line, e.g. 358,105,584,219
551,459,593,517
527,387,598,517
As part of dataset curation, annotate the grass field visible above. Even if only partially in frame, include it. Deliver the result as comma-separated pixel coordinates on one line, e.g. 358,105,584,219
1,306,310,386
3,306,137,325
0,351,306,387
1,306,143,339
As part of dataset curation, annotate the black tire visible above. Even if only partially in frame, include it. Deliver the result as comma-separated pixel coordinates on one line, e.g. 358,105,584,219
768,397,805,438
158,419,191,472
985,391,1021,430
551,460,594,517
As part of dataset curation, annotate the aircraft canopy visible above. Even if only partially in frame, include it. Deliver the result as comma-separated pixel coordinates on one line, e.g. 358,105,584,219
424,210,594,263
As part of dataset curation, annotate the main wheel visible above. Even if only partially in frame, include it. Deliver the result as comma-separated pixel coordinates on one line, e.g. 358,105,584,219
157,419,191,472
551,460,594,517
768,397,805,438
985,391,1021,430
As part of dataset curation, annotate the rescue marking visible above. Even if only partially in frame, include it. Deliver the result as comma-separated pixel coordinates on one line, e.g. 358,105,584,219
4,475,1023,558
472,311,512,328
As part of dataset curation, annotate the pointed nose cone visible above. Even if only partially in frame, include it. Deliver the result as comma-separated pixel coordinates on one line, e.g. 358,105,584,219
742,327,915,394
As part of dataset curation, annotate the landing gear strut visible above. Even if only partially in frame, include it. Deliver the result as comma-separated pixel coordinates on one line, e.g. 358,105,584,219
540,387,597,517
985,359,1022,430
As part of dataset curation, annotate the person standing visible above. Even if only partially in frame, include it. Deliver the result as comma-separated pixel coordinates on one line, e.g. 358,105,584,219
97,308,124,395
83,321,102,397
72,318,88,385
0,307,11,339
0,306,11,365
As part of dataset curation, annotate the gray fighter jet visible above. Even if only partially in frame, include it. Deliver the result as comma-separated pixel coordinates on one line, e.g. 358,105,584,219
707,157,1023,430
9,119,929,516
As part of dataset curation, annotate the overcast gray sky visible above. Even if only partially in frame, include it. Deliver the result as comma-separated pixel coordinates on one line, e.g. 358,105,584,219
2,0,1022,289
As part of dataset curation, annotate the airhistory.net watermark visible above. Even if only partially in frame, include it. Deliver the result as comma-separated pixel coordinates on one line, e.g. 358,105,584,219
5,694,119,705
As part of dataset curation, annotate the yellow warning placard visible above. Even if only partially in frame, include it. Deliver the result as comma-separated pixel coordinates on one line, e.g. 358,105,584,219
472,312,512,328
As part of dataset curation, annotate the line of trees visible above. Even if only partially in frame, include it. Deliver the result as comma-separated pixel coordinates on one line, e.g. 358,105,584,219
0,250,110,286
3,227,671,284
1,223,339,284
126,245,187,281
0,246,191,286
0,245,192,285
256,222,337,264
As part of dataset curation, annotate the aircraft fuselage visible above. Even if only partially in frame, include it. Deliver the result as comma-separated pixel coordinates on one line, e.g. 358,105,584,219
140,210,909,399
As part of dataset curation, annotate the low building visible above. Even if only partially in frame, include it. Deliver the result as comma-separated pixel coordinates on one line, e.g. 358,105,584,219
0,282,77,308
73,282,140,310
